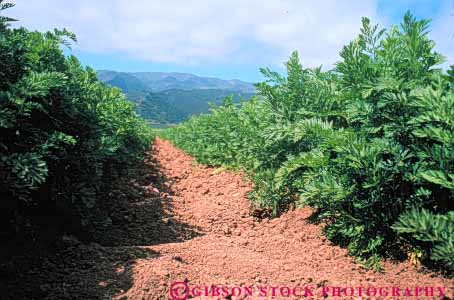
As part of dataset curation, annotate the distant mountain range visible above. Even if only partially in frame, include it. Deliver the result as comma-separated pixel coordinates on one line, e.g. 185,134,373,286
97,70,256,92
97,70,256,126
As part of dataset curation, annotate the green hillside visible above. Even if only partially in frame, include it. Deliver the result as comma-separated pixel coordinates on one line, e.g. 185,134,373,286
154,88,254,116
100,72,149,93
134,92,186,126
97,70,256,126
125,89,254,127
97,70,256,92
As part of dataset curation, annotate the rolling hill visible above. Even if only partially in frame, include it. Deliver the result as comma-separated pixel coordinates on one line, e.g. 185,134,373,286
97,70,256,126
97,70,256,92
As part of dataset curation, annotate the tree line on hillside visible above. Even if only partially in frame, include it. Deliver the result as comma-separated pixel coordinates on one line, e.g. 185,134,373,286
133,89,255,126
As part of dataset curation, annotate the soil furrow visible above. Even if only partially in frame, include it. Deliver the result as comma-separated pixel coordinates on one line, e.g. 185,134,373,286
115,138,454,300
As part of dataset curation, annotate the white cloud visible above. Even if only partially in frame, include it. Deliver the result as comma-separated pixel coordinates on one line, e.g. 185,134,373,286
430,1,454,68
8,0,453,69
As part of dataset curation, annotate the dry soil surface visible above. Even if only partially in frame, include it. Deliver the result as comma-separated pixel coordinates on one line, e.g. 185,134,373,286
3,138,453,300
116,138,454,300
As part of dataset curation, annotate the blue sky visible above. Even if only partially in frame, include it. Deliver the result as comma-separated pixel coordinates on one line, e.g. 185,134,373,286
10,0,454,82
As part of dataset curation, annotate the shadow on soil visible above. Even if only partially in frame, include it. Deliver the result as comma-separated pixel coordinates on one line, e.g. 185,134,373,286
0,147,203,300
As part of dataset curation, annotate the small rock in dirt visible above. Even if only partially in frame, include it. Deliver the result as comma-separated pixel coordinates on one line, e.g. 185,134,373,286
284,264,292,271
240,240,249,246
172,256,184,263
222,226,231,234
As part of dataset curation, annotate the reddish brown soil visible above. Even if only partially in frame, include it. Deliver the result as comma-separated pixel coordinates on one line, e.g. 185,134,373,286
115,138,453,300
3,138,452,300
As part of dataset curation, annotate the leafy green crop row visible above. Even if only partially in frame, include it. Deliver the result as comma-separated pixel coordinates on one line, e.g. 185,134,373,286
162,13,454,270
0,1,153,240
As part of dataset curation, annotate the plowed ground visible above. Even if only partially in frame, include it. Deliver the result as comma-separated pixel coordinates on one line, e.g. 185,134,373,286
3,138,453,300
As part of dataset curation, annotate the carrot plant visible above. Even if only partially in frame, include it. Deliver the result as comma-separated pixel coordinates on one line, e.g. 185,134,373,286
162,13,454,270
0,1,153,240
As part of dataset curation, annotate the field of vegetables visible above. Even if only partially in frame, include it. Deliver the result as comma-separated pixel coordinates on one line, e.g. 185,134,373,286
162,13,454,271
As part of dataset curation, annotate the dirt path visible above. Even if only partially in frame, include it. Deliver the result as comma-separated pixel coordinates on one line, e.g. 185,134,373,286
115,138,454,300
4,138,452,299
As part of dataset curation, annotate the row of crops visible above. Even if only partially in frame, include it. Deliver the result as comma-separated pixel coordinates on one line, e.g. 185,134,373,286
0,2,153,243
162,14,454,270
